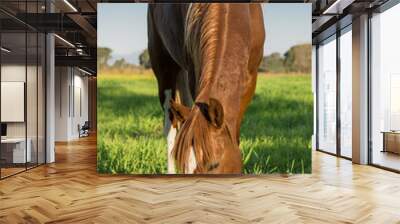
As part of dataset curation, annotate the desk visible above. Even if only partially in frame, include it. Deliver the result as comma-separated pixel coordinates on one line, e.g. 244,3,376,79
1,138,31,163
382,131,400,154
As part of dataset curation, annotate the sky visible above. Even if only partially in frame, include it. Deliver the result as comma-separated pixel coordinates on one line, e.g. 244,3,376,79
98,3,311,65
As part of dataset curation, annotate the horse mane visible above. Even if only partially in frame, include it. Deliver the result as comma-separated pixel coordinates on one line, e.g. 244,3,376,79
185,4,225,96
172,107,215,173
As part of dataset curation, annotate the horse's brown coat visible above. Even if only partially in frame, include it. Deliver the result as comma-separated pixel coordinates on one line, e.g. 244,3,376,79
148,3,265,174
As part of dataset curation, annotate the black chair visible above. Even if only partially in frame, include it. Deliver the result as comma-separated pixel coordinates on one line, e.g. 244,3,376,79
79,121,90,138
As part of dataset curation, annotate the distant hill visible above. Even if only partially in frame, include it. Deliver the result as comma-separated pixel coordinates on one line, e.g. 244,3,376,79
111,51,141,65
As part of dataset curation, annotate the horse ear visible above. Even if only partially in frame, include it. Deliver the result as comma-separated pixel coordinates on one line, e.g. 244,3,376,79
169,99,190,124
207,98,224,128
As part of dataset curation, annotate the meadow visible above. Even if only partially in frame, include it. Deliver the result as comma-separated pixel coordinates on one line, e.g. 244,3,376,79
97,72,313,174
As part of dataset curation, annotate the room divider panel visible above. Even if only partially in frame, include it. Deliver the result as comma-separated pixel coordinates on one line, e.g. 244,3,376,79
0,0,47,179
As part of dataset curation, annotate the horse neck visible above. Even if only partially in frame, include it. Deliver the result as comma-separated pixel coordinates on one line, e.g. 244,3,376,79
187,4,251,129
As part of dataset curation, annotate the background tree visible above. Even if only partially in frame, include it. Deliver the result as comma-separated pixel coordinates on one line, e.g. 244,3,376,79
98,47,112,69
283,44,311,73
139,49,151,69
113,58,128,70
259,44,311,74
259,52,285,73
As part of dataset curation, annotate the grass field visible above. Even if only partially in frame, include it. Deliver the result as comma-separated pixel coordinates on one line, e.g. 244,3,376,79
97,73,313,174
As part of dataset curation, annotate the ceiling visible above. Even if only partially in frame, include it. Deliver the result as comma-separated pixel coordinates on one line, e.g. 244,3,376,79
309,0,391,43
0,0,99,74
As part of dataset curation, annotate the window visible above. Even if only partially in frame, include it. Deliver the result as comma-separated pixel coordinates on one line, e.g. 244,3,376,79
371,3,400,171
317,35,337,154
339,27,352,158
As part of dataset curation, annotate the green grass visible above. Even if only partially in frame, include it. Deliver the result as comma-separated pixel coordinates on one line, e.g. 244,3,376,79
97,73,312,174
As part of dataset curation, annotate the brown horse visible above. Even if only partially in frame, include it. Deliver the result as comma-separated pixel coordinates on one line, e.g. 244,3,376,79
148,3,265,174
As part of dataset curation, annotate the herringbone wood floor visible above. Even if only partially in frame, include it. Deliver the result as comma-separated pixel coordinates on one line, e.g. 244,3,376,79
0,135,400,224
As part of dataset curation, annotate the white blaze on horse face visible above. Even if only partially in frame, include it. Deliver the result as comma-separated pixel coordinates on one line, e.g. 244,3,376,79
186,146,197,174
164,89,176,174
167,127,177,174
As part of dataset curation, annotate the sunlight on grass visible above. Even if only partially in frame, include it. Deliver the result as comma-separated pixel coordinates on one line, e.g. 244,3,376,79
97,73,312,174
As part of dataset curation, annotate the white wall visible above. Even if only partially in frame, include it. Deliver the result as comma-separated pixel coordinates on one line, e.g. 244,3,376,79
1,65,26,81
75,70,89,139
1,66,26,132
1,63,46,164
55,67,89,141
1,65,36,138
1,82,25,122
55,67,70,141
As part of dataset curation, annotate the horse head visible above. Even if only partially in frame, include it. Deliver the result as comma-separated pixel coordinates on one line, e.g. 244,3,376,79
169,98,242,174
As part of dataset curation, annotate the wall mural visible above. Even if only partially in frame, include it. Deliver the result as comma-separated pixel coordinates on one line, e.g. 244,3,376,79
97,3,312,174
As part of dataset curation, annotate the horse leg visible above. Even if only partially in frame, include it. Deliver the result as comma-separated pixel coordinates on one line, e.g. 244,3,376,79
154,69,181,174
148,12,182,174
154,70,182,174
